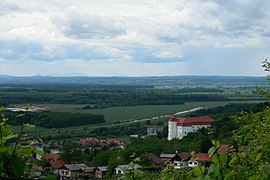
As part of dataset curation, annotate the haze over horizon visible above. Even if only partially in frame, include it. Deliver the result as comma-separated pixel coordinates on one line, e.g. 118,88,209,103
0,0,270,77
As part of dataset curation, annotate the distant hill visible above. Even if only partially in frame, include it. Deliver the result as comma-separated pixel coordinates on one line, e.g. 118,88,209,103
0,75,268,87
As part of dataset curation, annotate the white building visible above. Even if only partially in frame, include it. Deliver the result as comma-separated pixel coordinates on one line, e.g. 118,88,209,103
168,116,213,140
115,164,141,175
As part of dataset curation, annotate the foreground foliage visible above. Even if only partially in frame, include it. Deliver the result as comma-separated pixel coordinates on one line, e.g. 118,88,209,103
0,108,42,178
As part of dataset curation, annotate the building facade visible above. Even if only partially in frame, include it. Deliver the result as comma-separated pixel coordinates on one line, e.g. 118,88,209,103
168,116,213,140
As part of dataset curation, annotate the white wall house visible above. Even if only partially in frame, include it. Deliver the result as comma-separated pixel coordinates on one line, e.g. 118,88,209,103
168,116,213,140
115,164,141,175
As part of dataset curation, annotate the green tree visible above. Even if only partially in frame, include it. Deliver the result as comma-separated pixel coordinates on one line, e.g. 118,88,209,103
60,142,86,163
0,108,42,179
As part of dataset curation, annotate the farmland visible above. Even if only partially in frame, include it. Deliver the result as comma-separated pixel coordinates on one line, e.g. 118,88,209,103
1,75,268,140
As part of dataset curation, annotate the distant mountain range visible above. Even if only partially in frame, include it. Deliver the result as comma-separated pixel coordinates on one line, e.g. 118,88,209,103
0,75,268,86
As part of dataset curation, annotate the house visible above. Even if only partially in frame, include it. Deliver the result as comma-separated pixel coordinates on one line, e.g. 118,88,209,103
94,166,108,179
115,164,142,175
43,160,66,175
168,116,214,140
145,153,164,168
78,167,95,179
58,163,88,180
147,126,163,136
159,154,175,164
43,154,60,162
170,152,191,169
188,153,211,167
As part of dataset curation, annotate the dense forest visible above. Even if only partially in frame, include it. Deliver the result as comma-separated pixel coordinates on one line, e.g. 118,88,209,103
6,111,104,128
0,86,233,107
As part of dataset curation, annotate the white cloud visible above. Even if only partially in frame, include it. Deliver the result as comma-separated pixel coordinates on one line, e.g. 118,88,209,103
0,0,269,76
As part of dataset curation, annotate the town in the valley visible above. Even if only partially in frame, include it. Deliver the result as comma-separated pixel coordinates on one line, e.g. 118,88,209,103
24,115,231,179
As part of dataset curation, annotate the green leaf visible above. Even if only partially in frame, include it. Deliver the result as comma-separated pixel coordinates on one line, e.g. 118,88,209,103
208,146,216,157
212,154,219,164
0,146,13,155
19,146,33,156
219,153,228,168
194,166,203,176
190,156,197,162
33,149,44,157
203,175,211,180
229,156,237,165
201,165,205,174
255,153,262,162
8,157,26,177
208,164,216,174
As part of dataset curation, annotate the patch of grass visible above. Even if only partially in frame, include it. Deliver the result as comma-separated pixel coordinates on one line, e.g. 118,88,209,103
53,104,197,123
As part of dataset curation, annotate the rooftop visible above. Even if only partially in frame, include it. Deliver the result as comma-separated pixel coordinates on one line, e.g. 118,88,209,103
170,116,214,126
50,160,66,169
64,164,88,171
193,153,211,162
160,154,176,158
43,154,60,161
145,153,164,165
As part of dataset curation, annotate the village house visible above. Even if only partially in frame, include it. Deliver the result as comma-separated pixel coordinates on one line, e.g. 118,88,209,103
94,166,108,179
42,153,66,176
188,153,211,167
159,154,176,164
170,152,191,169
114,164,142,175
168,116,214,140
43,154,60,162
58,163,88,180
78,167,95,179
147,126,163,136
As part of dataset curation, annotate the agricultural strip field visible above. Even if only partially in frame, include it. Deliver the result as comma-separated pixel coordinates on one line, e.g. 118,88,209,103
17,104,198,138
51,104,199,123
15,100,263,139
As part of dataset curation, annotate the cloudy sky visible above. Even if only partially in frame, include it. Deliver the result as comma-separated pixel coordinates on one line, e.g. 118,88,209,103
0,0,269,76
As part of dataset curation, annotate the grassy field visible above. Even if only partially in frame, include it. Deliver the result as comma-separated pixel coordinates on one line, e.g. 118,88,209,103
52,104,200,123
14,100,263,139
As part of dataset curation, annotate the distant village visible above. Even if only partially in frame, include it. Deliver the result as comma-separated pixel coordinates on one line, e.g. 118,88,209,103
24,116,230,179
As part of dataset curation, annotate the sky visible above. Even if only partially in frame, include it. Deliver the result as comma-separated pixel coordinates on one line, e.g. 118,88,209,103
0,0,270,76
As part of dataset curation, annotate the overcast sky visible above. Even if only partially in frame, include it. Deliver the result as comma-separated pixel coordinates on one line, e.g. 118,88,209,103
0,0,269,76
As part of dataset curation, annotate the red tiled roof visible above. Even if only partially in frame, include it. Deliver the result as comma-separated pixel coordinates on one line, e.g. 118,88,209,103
193,153,211,162
170,116,213,126
217,144,230,155
50,160,66,169
43,154,60,161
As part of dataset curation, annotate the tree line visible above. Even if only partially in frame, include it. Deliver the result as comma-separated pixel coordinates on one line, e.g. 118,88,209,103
6,111,104,128
0,88,229,107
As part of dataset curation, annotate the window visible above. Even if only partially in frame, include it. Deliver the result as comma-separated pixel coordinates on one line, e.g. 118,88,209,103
194,162,198,165
118,170,121,174
189,162,192,165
